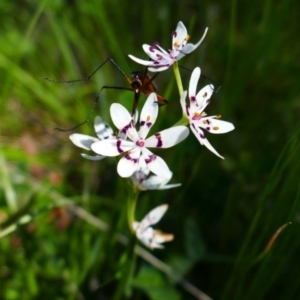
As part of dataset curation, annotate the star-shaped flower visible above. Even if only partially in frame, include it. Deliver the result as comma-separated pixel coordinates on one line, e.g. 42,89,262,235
131,168,181,191
132,204,174,249
69,116,114,161
180,67,235,159
91,93,189,178
128,21,208,72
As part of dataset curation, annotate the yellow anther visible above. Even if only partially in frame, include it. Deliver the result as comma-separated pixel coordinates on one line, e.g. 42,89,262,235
203,92,207,97
185,35,190,41
213,126,219,130
202,120,208,124
173,41,180,47
147,116,151,121
216,115,222,119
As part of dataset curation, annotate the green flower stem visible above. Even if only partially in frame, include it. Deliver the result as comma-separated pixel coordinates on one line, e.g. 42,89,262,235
173,115,189,127
173,62,184,97
112,185,140,300
112,232,136,300
127,186,140,232
172,62,190,125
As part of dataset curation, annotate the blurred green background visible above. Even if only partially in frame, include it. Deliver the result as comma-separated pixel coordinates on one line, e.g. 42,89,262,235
1,0,300,299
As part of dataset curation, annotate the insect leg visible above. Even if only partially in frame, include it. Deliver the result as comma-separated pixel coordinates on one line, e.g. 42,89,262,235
41,58,127,84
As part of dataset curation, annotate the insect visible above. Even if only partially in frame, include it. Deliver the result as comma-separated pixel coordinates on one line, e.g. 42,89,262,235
42,58,167,131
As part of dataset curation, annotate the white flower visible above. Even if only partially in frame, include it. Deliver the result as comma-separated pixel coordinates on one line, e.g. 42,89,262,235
128,21,208,72
132,204,174,249
131,168,181,191
69,116,114,161
180,67,235,159
91,93,189,178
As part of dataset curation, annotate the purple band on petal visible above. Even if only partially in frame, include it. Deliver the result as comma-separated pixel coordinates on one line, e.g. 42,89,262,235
206,127,210,131
140,120,145,126
146,122,152,128
185,105,190,117
121,122,132,135
117,140,124,153
200,133,205,139
125,153,138,163
155,133,162,148
145,154,157,164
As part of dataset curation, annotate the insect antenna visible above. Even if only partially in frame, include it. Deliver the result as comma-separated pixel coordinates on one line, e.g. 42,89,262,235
179,65,221,91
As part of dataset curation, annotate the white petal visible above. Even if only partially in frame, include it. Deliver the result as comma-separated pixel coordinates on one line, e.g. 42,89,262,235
140,204,169,228
155,44,171,57
195,84,214,112
190,123,224,159
141,174,181,190
172,21,188,49
197,118,235,134
117,148,141,177
91,139,134,156
145,126,189,148
110,103,139,141
139,93,159,139
189,67,201,107
142,175,171,188
69,134,98,150
142,149,172,178
142,44,169,61
94,116,114,140
81,153,105,161
157,183,181,190
183,27,208,54
136,227,156,248
128,54,156,66
148,65,171,72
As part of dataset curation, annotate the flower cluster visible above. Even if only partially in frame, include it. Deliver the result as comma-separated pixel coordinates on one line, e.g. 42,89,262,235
69,21,234,250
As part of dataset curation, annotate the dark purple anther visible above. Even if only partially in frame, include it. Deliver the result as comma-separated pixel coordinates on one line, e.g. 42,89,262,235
172,30,177,37
190,96,196,103
206,127,210,131
200,133,205,139
140,120,145,126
